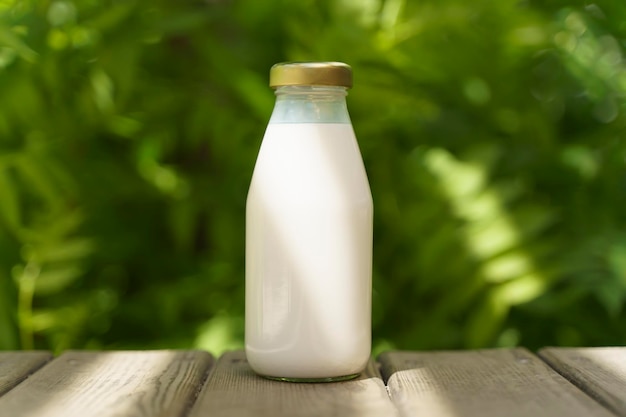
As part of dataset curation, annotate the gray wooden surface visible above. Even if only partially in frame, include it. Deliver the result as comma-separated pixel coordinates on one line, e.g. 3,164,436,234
0,350,213,417
0,348,624,417
541,347,626,416
188,350,398,417
0,351,51,396
378,348,615,417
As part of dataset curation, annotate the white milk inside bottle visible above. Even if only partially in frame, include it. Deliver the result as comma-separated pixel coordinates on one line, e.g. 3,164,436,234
245,62,372,381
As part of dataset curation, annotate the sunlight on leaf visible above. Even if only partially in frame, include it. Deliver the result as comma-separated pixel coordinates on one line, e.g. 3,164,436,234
0,46,16,68
36,239,96,263
0,24,37,62
493,273,547,305
561,145,598,179
463,77,491,106
47,1,77,27
34,265,83,296
90,68,115,113
495,327,520,347
47,28,69,50
372,338,397,357
508,26,546,46
482,252,533,283
194,314,243,356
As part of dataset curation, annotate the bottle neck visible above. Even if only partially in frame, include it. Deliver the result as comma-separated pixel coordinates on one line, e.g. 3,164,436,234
269,85,351,124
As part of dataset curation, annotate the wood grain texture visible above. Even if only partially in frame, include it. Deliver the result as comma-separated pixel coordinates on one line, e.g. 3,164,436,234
379,349,615,417
540,347,626,416
0,350,213,417
0,351,52,396
188,350,398,417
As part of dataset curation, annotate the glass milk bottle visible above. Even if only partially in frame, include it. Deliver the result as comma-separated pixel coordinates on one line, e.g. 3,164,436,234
245,62,373,382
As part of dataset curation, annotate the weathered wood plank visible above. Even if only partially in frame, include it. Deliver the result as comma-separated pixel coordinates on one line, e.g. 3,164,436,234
0,350,213,417
0,351,52,396
188,350,398,417
379,349,615,417
540,347,626,416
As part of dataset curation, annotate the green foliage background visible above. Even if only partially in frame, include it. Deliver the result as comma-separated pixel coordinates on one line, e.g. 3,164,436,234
0,0,625,354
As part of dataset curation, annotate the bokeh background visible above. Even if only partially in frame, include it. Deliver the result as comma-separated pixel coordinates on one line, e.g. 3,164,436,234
0,0,625,355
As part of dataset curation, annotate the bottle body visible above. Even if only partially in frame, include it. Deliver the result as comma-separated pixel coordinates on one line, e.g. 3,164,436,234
245,85,372,381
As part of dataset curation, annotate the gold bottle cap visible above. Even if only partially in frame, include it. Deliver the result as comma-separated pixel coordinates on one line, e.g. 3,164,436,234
269,62,352,89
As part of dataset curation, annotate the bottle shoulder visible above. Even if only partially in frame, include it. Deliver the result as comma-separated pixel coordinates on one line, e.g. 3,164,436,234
248,123,372,206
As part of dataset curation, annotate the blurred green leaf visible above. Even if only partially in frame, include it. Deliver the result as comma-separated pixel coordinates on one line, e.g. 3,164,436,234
0,271,18,349
0,24,36,62
35,238,95,263
0,167,20,231
466,293,508,349
83,2,137,32
34,265,83,296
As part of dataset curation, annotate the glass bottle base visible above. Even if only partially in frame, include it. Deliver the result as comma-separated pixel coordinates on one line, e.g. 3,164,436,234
261,373,360,383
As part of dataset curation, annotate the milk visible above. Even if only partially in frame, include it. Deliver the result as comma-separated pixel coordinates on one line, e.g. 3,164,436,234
245,122,373,380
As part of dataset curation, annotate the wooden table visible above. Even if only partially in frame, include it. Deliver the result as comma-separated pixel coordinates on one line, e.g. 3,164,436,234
1,347,625,416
